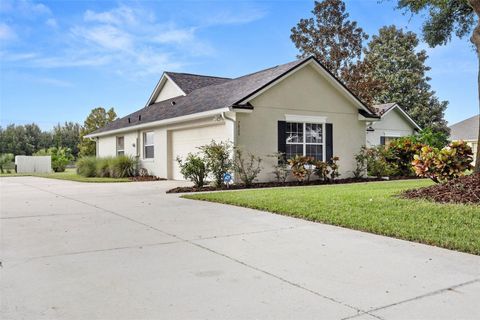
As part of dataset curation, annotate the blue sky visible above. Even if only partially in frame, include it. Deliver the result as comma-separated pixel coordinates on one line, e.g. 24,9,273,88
0,0,477,130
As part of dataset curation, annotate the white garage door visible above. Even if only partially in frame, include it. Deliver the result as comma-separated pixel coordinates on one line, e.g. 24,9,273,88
170,124,228,180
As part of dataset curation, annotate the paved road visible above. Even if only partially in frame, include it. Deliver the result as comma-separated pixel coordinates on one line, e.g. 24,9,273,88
1,177,479,319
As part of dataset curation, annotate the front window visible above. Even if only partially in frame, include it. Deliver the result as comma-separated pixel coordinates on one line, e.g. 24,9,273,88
116,136,124,156
143,131,154,159
286,122,324,160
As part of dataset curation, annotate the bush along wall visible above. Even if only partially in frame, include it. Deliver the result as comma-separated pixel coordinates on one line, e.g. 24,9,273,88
76,155,138,178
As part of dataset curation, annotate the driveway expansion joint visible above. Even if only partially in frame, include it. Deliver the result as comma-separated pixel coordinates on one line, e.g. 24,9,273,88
343,278,480,320
19,181,371,316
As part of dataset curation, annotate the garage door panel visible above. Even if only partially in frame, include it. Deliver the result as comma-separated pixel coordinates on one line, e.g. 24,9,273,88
170,125,228,180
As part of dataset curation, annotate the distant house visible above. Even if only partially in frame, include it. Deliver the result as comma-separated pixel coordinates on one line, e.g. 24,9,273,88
86,56,420,181
366,103,421,147
449,114,479,165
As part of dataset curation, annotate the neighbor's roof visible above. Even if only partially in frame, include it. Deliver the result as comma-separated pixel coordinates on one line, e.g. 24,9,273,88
449,114,479,141
89,57,377,136
372,103,397,116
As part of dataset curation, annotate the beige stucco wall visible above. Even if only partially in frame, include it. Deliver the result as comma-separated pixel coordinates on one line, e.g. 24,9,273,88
155,78,184,103
96,115,234,178
237,64,367,181
367,108,416,147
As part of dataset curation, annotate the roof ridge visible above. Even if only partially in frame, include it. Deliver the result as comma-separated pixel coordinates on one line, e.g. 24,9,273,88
165,71,231,80
233,58,306,80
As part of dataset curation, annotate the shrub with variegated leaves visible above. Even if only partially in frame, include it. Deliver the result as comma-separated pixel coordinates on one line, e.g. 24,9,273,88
412,141,473,183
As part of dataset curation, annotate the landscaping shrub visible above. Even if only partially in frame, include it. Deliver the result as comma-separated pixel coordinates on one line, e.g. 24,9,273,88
0,153,14,173
288,155,315,182
176,153,209,187
198,140,233,187
328,156,340,180
412,141,473,183
314,160,329,180
314,156,340,181
76,156,97,177
35,147,73,172
413,128,449,149
96,157,113,177
110,155,137,178
233,148,262,186
355,146,397,178
386,138,424,176
269,152,289,183
353,149,368,178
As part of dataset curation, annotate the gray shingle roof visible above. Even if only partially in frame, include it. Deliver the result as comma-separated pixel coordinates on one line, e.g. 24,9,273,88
165,72,231,94
449,115,479,141
373,103,396,116
90,57,376,135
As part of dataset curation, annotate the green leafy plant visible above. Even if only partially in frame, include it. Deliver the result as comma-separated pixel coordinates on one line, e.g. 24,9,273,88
233,148,262,187
269,152,289,183
288,155,315,182
353,149,367,178
76,157,97,177
177,153,209,187
329,156,340,180
0,153,14,173
110,155,137,178
198,140,233,188
95,157,114,177
314,160,329,181
35,147,73,172
386,137,425,176
356,146,397,178
412,141,474,183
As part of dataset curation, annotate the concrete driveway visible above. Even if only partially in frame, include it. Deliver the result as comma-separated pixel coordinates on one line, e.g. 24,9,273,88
1,177,479,320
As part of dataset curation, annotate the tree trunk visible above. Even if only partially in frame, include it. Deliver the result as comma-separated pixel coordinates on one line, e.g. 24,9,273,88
470,0,480,172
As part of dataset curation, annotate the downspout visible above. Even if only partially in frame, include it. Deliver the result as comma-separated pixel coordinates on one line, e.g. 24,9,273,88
221,112,236,145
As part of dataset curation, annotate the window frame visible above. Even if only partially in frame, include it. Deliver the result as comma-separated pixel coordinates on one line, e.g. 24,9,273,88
143,131,154,159
285,122,325,161
116,136,125,156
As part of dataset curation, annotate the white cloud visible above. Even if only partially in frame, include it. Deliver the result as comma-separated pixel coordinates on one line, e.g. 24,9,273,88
84,6,137,26
0,0,51,17
72,25,133,51
0,23,16,40
45,18,57,28
0,3,266,78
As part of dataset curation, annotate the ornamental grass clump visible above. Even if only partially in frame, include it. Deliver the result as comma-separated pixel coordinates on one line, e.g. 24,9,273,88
76,157,97,177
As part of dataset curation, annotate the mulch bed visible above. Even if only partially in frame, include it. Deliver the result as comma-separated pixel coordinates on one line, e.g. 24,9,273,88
129,176,167,182
401,173,480,205
166,177,392,193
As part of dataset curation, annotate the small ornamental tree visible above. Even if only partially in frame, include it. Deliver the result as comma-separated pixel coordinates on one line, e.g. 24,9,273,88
233,148,262,187
198,140,233,188
269,152,289,182
412,141,474,183
177,153,209,187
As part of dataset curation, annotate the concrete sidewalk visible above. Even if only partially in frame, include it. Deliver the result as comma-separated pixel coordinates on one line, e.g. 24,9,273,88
1,177,479,319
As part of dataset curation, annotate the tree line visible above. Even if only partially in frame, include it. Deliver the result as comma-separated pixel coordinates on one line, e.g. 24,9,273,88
291,0,480,172
0,107,117,159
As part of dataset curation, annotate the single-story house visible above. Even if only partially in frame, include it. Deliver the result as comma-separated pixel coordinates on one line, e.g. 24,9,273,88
366,103,421,147
449,114,479,165
86,56,417,181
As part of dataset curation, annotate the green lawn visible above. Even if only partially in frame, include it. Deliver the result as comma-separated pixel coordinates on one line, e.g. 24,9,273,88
0,168,130,183
183,180,480,255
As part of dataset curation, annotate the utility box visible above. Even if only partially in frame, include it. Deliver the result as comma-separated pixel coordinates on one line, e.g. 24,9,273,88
15,156,52,174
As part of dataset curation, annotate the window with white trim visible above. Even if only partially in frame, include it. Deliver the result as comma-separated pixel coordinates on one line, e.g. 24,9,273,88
286,122,324,160
116,136,124,156
143,131,154,159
